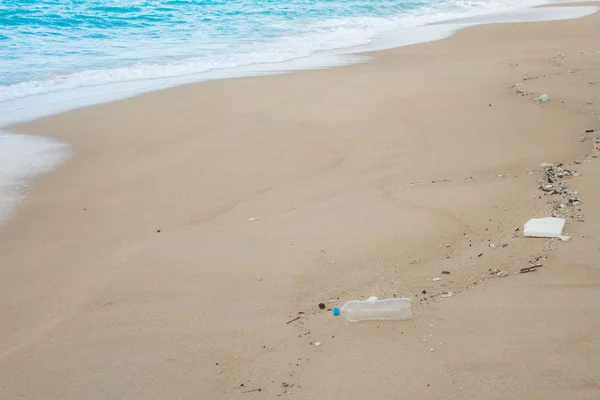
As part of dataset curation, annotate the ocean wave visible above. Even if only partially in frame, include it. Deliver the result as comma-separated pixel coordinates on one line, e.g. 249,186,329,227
0,0,554,106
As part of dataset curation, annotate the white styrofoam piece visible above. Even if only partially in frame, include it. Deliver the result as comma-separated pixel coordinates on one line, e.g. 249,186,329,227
523,217,566,238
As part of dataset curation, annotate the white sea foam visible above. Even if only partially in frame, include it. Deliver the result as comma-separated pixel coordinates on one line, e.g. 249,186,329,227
0,132,69,226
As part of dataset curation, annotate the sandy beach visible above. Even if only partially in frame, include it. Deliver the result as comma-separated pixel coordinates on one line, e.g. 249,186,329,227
1,4,600,399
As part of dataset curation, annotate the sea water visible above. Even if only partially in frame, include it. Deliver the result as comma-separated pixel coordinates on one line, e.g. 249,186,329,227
0,0,597,226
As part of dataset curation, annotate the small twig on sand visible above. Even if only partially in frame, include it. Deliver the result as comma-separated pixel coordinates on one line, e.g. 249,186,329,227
520,265,542,274
286,316,300,324
242,388,262,393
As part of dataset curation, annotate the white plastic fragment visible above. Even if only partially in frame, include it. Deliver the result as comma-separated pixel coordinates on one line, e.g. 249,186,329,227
538,94,550,103
314,342,321,347
524,217,566,238
432,277,441,282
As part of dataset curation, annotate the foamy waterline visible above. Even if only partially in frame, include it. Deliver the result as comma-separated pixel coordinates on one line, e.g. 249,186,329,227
0,133,69,226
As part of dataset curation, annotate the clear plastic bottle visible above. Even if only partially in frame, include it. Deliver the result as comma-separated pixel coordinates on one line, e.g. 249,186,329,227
538,94,550,103
332,296,412,322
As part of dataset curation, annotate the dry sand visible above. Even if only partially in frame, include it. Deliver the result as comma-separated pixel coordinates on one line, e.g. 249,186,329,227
1,4,600,399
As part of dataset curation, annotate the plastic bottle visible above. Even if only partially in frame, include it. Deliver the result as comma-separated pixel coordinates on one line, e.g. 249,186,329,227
332,296,412,322
538,94,550,103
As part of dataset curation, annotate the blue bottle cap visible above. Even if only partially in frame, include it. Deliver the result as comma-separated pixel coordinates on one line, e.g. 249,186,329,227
333,307,340,316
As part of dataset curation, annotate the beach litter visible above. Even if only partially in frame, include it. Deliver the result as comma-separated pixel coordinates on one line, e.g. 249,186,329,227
333,297,412,322
496,270,509,277
539,164,582,204
524,217,570,241
538,93,550,103
432,277,441,281
520,265,542,274
540,163,580,181
537,163,584,221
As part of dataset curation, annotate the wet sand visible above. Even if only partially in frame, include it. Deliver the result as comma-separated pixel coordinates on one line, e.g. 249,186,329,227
1,5,600,399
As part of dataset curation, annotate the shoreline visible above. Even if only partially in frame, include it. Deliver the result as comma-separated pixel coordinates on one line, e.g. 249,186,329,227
1,2,597,129
5,4,597,232
2,5,600,399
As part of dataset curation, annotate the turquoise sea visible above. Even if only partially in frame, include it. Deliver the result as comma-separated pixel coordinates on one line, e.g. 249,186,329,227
0,0,595,225
0,0,562,109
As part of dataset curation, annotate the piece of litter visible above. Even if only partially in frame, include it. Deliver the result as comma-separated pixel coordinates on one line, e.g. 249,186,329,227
541,184,554,192
524,217,566,238
560,235,571,242
248,218,257,221
314,342,321,347
520,266,541,274
441,270,451,275
441,292,454,298
489,243,496,249
432,277,441,282
496,271,508,277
